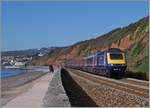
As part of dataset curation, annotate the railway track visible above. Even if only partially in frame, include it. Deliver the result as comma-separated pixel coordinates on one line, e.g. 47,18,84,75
65,68,149,107
120,78,149,87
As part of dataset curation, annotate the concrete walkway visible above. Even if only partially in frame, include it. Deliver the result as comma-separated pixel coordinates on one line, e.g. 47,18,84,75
3,72,53,108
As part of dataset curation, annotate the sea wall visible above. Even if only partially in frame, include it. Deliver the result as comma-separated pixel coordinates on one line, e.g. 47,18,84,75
42,69,71,107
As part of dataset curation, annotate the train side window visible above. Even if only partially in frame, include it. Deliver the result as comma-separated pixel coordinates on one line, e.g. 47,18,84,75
97,55,99,65
98,55,104,66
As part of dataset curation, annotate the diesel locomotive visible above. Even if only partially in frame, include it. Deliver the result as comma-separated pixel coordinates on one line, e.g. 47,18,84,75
64,48,127,78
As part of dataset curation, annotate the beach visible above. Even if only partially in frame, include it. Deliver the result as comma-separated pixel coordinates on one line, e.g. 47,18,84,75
1,67,49,107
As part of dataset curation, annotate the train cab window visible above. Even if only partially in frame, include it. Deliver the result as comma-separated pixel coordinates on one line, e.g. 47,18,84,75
110,53,123,59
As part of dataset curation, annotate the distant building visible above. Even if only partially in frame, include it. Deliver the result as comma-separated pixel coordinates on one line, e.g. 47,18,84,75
2,62,10,66
10,60,14,65
14,62,25,66
38,53,44,57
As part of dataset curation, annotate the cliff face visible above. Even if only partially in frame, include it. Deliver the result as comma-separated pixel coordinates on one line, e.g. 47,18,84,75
31,16,149,73
110,17,149,73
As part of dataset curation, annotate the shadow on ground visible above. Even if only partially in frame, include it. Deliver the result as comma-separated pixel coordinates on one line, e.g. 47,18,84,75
61,68,98,107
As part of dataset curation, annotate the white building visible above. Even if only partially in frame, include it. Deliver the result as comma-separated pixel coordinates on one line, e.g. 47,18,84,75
38,53,44,57
14,62,25,66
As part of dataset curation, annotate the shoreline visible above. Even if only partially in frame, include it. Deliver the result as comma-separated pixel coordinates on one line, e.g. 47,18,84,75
2,65,49,69
1,66,25,69
1,71,48,106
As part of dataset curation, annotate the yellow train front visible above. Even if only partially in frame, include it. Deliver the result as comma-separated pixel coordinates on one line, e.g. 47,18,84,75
94,48,127,78
106,49,127,78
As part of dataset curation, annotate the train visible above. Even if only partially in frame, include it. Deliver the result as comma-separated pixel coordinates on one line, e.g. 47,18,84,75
64,48,127,78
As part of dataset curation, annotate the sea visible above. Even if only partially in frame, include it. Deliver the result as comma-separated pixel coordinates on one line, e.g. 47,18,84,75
1,68,26,78
1,66,50,78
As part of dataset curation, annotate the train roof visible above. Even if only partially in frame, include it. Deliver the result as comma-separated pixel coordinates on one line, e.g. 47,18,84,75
76,48,124,61
96,48,123,55
82,55,95,59
96,51,104,55
108,48,123,53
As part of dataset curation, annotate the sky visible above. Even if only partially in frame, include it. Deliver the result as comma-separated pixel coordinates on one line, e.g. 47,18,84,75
2,1,149,51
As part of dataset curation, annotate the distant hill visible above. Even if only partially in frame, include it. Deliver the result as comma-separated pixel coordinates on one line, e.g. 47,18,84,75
1,47,61,56
31,16,149,76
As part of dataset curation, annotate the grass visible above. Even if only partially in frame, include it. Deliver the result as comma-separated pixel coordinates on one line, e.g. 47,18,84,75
125,56,149,81
135,56,149,73
125,71,149,81
131,41,145,57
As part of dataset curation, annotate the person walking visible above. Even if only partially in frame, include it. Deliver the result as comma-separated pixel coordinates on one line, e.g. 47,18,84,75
49,65,54,73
